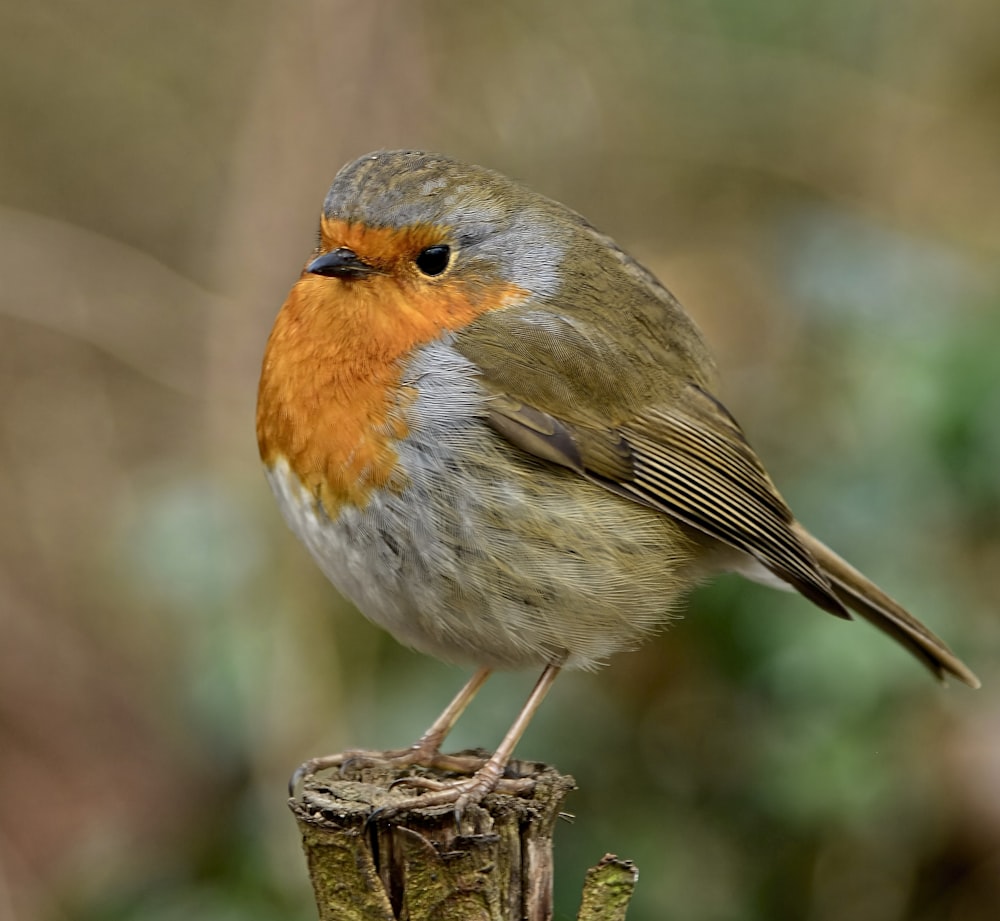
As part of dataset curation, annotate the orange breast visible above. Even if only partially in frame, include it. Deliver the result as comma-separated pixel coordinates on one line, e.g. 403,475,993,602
256,228,526,514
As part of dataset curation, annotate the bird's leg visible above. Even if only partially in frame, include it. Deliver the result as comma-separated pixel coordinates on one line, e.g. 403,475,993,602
290,667,492,792
372,663,562,818
394,665,494,768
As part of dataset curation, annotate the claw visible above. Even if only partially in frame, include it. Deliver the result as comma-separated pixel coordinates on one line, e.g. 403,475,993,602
365,768,537,823
289,752,349,795
387,774,448,793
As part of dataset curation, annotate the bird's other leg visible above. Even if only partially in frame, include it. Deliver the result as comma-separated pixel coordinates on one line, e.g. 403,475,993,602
290,667,493,793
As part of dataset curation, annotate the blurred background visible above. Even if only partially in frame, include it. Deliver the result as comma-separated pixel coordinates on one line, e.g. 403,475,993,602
2,1,998,919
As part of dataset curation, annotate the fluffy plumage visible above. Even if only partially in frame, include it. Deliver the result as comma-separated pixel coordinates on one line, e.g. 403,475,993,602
257,148,979,688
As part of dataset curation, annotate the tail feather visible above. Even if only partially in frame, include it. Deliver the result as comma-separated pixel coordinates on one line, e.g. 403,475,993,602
793,525,980,689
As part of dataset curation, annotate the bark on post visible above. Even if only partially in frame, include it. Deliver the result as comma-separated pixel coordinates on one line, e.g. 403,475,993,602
290,754,636,920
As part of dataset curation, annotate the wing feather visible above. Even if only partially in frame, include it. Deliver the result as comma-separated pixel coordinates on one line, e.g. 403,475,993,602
485,385,848,618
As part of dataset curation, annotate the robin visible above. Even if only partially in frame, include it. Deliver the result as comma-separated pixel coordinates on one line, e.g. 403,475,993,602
256,150,978,814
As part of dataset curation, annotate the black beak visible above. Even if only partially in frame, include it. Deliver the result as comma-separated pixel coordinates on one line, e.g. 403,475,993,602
306,248,377,279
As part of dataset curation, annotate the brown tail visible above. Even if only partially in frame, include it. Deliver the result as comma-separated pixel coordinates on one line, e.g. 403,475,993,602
792,525,980,688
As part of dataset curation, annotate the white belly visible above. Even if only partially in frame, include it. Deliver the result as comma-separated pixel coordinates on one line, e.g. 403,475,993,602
265,338,702,670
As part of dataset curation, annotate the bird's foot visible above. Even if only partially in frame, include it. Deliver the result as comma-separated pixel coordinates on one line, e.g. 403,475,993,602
289,744,489,795
369,757,535,823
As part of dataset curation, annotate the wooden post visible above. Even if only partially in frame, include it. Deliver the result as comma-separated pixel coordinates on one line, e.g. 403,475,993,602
290,754,637,920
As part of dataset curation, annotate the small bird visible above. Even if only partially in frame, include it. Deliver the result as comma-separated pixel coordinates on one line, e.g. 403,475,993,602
257,150,978,812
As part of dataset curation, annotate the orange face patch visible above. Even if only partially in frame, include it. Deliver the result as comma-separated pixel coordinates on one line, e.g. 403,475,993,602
256,222,527,514
318,218,446,273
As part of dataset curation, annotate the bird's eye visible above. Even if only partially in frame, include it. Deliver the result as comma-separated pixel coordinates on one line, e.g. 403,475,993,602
415,245,451,277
